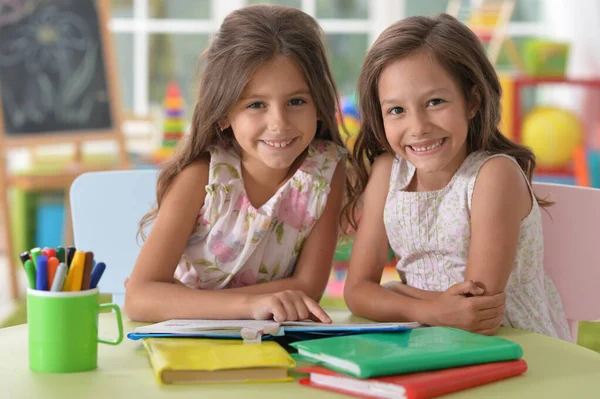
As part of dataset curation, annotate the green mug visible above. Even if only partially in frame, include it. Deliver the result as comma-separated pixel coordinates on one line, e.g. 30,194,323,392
27,287,123,373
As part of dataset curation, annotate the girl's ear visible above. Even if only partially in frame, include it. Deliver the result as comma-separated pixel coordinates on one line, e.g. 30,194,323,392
468,86,481,119
219,120,231,131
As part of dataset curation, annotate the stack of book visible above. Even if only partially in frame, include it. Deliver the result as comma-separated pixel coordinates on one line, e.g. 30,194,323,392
292,327,527,399
131,318,419,385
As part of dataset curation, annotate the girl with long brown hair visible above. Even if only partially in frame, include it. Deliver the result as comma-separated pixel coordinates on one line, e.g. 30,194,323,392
343,14,570,340
125,4,348,323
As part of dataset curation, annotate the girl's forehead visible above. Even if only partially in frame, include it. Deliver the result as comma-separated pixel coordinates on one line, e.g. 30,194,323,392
385,51,447,80
240,55,311,97
378,53,459,97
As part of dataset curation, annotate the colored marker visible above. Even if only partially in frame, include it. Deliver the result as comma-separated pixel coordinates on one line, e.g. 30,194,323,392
66,246,76,268
81,251,94,290
46,248,56,258
19,251,30,267
36,255,48,291
89,262,106,289
41,247,50,257
30,247,41,270
47,256,60,288
56,246,66,264
50,263,68,292
24,259,36,289
64,250,85,291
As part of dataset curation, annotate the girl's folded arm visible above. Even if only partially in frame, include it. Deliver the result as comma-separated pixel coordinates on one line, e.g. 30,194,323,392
384,282,442,301
344,154,432,323
465,157,532,295
124,159,252,322
225,161,346,302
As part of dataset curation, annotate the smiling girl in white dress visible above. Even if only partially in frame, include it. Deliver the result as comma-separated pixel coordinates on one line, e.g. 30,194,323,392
343,14,570,340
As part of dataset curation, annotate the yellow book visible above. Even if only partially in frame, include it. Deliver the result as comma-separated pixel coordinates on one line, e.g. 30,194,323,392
142,338,295,384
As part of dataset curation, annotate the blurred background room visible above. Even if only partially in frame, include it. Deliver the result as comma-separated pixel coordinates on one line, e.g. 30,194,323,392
1,0,599,348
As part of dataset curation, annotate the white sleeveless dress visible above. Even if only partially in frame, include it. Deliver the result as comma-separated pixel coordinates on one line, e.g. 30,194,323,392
384,151,571,340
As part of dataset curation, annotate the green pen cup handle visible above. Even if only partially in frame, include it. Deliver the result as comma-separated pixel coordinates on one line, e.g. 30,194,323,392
98,303,123,345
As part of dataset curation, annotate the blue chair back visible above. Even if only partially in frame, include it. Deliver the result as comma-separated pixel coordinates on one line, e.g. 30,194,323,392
70,169,159,305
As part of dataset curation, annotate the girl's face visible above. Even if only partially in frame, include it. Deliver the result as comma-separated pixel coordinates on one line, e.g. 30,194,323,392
378,50,477,175
224,55,318,172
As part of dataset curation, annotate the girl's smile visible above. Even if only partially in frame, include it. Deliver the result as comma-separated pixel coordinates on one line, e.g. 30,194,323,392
406,137,447,155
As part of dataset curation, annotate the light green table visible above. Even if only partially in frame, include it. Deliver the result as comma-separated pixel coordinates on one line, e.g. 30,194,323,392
2,309,600,398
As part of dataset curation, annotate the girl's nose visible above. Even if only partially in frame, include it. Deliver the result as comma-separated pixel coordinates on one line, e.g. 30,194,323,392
408,109,429,137
267,106,289,132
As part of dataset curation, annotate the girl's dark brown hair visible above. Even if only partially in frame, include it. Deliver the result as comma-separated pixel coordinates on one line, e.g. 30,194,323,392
343,13,547,231
139,4,348,238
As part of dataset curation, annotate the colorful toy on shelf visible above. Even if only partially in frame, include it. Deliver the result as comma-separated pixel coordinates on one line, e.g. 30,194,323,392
337,94,360,150
522,39,570,77
153,81,186,163
522,106,583,169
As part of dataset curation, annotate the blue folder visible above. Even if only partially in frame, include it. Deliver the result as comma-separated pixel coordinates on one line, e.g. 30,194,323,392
127,319,421,342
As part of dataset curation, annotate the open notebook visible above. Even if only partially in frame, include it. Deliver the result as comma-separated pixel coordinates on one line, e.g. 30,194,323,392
128,319,421,343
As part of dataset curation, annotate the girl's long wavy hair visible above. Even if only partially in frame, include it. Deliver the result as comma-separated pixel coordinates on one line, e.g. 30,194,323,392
343,13,547,231
139,4,348,238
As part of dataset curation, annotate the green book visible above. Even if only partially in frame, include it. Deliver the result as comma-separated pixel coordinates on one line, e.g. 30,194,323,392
290,327,523,379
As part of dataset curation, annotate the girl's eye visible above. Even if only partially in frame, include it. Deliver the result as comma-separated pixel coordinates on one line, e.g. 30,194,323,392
389,107,404,115
427,98,445,107
247,102,265,109
289,98,306,106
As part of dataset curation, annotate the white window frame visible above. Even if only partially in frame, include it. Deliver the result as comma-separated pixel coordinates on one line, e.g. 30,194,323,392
109,0,549,116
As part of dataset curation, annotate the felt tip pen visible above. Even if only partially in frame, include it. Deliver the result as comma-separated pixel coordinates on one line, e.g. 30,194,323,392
19,251,30,267
89,262,106,289
66,246,76,268
24,259,36,289
47,256,60,289
30,247,41,270
64,250,85,291
56,246,66,264
35,255,48,291
80,251,94,290
50,263,68,292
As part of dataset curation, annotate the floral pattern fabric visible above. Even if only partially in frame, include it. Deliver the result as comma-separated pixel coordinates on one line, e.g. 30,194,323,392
174,140,346,290
384,151,571,340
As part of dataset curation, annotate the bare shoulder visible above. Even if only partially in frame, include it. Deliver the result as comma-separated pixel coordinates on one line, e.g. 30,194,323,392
176,155,210,184
367,153,395,191
371,152,395,173
331,156,347,184
474,155,531,218
163,155,210,208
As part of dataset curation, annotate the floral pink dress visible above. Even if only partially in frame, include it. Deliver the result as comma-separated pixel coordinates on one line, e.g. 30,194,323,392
174,139,346,289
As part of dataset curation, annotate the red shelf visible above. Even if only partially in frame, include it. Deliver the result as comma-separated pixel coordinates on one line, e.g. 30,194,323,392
511,76,600,144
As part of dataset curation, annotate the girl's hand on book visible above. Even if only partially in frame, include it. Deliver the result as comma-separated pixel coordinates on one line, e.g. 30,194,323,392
429,281,505,335
249,290,332,324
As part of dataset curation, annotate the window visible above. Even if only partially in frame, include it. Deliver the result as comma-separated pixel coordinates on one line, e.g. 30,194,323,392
148,0,212,19
247,0,302,8
108,0,550,116
317,0,368,19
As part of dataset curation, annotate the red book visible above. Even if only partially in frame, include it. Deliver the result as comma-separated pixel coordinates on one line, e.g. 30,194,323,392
298,359,527,399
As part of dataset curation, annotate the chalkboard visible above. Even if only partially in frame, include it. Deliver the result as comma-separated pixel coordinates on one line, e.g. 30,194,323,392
0,0,114,138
